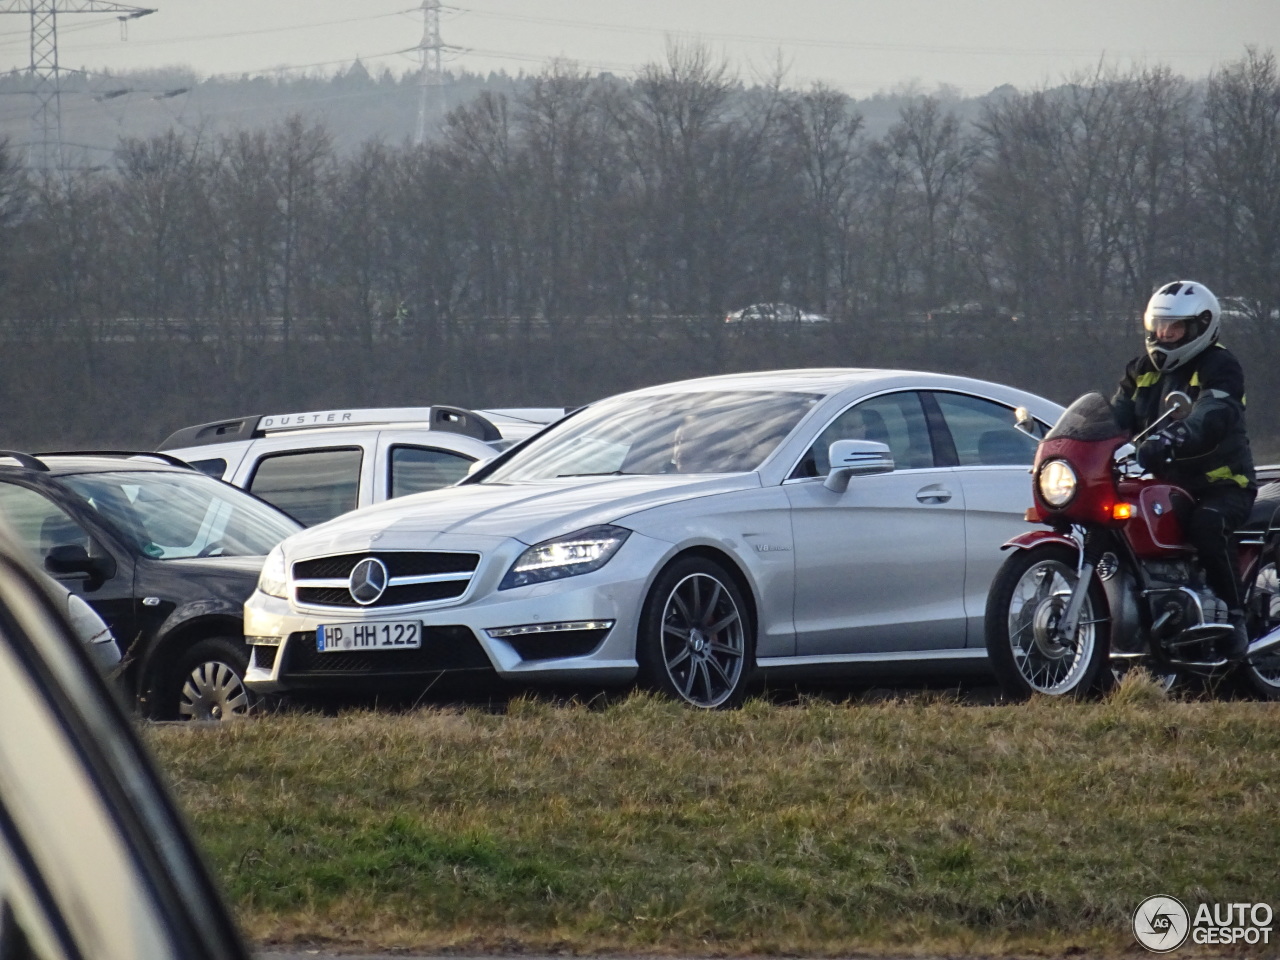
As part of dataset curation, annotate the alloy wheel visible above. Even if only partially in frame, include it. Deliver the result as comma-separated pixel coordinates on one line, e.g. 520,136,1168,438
659,572,746,708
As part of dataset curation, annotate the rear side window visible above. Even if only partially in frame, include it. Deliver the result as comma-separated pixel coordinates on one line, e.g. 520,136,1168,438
389,446,474,499
933,392,1039,466
248,448,362,527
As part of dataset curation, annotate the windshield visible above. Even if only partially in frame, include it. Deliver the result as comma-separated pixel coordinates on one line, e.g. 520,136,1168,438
483,390,822,483
61,470,301,560
1042,393,1126,444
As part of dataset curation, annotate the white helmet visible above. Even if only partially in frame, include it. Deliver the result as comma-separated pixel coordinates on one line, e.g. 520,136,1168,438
1143,280,1221,372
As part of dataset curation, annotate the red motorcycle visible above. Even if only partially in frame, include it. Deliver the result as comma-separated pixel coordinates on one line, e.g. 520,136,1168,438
985,391,1280,699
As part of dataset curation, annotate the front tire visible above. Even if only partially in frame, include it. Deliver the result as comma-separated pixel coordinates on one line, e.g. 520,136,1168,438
169,636,255,721
637,557,754,709
985,544,1110,700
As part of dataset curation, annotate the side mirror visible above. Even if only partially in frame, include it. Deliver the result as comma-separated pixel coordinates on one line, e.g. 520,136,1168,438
1014,406,1037,436
466,457,493,477
824,439,894,493
45,544,115,583
1165,390,1193,421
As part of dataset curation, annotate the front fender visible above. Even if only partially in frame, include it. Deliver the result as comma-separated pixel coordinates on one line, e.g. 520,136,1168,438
1001,529,1080,554
136,598,245,703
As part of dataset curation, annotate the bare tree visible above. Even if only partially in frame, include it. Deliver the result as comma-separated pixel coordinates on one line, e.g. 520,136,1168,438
1202,48,1280,318
780,83,863,315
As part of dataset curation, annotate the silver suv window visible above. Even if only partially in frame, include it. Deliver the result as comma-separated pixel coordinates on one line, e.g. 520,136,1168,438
389,446,474,499
247,448,362,527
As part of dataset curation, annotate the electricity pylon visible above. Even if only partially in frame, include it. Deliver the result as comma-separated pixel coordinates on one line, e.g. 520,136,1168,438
415,0,445,145
0,1,156,172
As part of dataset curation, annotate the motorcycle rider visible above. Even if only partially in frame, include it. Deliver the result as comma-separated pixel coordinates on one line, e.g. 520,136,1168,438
1113,280,1257,658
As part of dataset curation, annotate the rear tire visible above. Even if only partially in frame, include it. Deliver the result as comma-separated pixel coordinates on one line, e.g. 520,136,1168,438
1242,553,1280,700
169,637,255,721
985,544,1110,700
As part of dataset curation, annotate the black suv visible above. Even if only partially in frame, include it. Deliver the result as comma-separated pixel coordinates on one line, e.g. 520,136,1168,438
0,452,300,719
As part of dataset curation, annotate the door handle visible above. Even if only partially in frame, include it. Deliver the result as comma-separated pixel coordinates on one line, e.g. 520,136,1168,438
916,487,953,504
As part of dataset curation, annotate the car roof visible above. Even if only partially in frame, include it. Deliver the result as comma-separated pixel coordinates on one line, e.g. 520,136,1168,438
614,367,1040,399
157,405,507,450
0,452,196,479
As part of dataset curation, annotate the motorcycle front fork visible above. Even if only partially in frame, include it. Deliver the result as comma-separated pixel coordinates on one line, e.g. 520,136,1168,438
1056,526,1105,644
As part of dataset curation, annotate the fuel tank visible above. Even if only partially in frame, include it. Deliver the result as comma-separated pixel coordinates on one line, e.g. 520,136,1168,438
1117,479,1196,559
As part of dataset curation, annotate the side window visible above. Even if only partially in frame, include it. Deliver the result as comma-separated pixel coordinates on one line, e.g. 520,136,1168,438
389,446,475,499
792,392,934,478
247,448,362,527
0,483,94,565
933,392,1040,466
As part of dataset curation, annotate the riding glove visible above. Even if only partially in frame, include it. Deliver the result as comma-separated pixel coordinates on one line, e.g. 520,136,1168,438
1136,421,1191,472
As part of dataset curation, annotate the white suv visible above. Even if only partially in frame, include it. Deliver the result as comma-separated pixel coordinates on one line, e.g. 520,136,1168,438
159,406,565,527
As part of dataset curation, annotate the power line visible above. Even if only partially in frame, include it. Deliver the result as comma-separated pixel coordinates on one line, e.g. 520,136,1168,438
453,5,1241,62
48,7,419,56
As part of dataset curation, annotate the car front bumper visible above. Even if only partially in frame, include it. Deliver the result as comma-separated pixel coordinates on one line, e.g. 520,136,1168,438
243,531,673,694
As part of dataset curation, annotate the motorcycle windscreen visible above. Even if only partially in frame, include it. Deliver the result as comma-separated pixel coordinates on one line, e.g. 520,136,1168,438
1043,393,1126,443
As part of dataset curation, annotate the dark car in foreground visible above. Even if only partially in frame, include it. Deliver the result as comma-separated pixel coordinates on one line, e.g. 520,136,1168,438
0,452,300,719
0,520,250,958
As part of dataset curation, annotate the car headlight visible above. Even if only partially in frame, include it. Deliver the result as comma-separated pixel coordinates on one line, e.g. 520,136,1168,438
257,545,288,599
1038,459,1078,507
500,525,631,590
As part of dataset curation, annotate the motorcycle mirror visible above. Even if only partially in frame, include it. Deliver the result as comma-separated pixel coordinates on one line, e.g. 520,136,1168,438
1164,391,1193,421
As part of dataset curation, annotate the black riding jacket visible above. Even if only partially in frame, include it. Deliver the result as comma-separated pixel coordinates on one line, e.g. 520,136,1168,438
1112,342,1255,495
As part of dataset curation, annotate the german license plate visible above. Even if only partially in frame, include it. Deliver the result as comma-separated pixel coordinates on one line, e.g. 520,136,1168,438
316,620,421,652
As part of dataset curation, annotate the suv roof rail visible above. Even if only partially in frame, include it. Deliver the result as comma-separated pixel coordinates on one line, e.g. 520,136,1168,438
0,450,48,471
35,450,196,469
157,405,502,450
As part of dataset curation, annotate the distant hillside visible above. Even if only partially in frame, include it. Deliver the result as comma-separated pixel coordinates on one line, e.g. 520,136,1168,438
0,62,1020,162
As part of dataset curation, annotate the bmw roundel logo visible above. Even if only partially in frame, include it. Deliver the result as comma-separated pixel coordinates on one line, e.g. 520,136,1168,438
349,557,389,606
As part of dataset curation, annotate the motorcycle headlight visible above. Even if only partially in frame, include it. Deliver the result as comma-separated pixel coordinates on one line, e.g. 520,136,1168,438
257,545,288,599
500,524,631,590
1038,459,1078,507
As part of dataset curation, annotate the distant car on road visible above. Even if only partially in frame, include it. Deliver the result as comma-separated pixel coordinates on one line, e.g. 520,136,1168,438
159,405,566,527
243,368,1062,709
725,303,831,324
0,452,301,720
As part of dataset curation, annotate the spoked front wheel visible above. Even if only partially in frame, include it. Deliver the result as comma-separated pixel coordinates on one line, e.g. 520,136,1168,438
985,543,1110,700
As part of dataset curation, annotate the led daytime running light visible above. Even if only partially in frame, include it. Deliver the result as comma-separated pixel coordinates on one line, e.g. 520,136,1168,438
487,620,615,638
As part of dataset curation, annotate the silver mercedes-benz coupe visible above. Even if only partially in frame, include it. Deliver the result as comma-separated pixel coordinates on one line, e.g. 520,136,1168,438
243,369,1063,707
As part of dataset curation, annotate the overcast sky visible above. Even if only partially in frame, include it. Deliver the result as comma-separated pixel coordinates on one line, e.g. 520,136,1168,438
3,0,1278,96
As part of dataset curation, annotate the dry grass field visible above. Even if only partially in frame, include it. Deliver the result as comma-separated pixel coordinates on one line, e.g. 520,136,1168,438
147,674,1280,956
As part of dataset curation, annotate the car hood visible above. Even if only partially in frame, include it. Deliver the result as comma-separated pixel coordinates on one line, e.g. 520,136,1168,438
287,474,761,556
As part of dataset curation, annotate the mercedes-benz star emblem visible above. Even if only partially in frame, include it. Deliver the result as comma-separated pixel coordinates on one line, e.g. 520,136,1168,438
349,557,389,606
